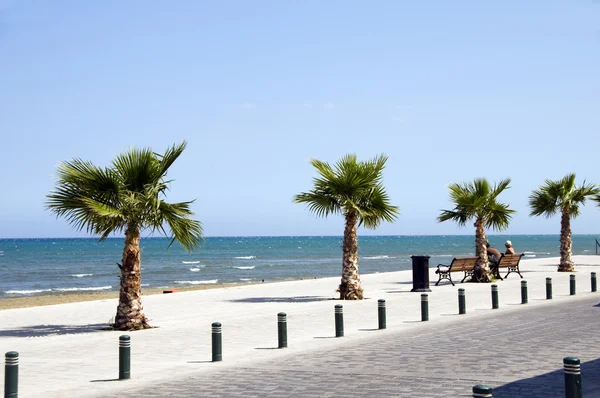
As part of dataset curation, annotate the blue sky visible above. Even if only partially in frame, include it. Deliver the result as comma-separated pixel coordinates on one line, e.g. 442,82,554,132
1,1,599,238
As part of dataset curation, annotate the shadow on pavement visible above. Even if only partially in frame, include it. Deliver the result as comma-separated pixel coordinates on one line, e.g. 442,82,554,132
490,357,600,397
0,323,110,337
229,296,332,303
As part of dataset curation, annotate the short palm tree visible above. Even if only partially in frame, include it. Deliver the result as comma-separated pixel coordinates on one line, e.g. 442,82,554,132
293,154,399,299
438,178,514,282
529,173,598,272
47,142,203,330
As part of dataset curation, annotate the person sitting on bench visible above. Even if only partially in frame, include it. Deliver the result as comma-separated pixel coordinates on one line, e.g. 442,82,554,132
504,240,516,255
486,241,501,266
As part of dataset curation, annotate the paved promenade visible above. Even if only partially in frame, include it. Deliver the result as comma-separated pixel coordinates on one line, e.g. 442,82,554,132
1,255,600,397
115,296,600,397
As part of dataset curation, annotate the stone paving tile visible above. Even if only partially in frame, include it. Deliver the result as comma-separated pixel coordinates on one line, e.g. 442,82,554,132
107,296,600,397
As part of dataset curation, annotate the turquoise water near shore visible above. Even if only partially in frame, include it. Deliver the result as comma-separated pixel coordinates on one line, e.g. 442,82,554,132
0,235,598,297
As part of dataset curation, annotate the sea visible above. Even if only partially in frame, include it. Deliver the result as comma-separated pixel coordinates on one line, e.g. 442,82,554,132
0,235,598,298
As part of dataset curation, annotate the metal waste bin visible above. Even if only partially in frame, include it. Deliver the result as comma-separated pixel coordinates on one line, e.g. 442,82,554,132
410,255,431,292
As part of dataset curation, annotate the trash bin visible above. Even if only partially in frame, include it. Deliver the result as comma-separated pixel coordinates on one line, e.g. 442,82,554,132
410,255,431,292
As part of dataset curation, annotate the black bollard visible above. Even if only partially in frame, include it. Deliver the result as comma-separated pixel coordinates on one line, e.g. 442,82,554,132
570,274,576,296
118,335,131,380
491,284,499,309
334,304,344,337
472,384,493,397
563,357,582,398
4,351,18,398
212,322,222,362
546,277,553,300
521,280,528,304
421,293,429,321
458,288,466,315
592,272,597,293
277,312,287,348
378,299,386,330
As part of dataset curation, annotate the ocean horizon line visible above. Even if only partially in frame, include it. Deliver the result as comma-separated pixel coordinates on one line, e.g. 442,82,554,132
2,233,598,240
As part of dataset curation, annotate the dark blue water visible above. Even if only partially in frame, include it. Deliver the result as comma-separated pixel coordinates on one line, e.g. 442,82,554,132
0,235,597,297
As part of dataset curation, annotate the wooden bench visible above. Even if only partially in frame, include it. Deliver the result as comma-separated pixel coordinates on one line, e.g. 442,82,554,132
435,257,478,286
492,253,524,280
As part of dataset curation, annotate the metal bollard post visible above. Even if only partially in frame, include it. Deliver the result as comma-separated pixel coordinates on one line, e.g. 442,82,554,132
335,304,344,337
458,288,466,315
277,312,287,348
592,272,597,292
421,293,429,321
491,284,499,309
212,322,222,362
4,351,18,398
570,274,576,296
378,299,386,330
563,357,582,398
118,335,131,380
472,384,493,397
546,277,553,300
521,280,528,304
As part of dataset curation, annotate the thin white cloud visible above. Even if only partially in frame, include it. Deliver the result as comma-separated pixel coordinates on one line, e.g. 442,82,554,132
323,103,335,110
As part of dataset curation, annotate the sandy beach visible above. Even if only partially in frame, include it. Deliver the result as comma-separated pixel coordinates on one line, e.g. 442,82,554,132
0,282,261,310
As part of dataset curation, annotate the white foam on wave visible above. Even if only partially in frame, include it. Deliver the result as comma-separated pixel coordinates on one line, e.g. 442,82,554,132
363,255,396,260
182,261,201,264
235,256,256,259
240,278,252,281
234,266,255,270
54,286,112,292
71,273,93,278
174,279,218,285
5,289,52,295
189,267,201,272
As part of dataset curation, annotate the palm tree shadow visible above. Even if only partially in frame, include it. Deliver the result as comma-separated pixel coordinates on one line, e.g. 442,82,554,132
490,357,600,397
0,323,111,337
229,296,333,303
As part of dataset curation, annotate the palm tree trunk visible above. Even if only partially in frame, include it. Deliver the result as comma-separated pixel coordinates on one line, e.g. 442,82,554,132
114,225,151,330
339,211,363,300
474,218,491,282
558,211,574,272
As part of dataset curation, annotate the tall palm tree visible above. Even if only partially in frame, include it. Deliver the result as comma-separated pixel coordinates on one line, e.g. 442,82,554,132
438,178,514,282
293,154,399,300
47,142,203,330
529,173,598,272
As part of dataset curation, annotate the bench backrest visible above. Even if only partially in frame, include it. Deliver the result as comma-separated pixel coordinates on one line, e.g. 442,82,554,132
450,257,478,271
497,253,524,267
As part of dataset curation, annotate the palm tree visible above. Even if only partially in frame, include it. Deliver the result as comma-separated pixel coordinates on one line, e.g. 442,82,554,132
529,173,598,272
438,178,514,282
47,142,203,330
293,154,399,300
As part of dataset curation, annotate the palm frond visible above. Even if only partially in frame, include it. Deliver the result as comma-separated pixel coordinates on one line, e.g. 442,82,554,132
529,174,597,220
295,153,398,229
438,177,513,231
158,201,203,250
47,143,203,251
